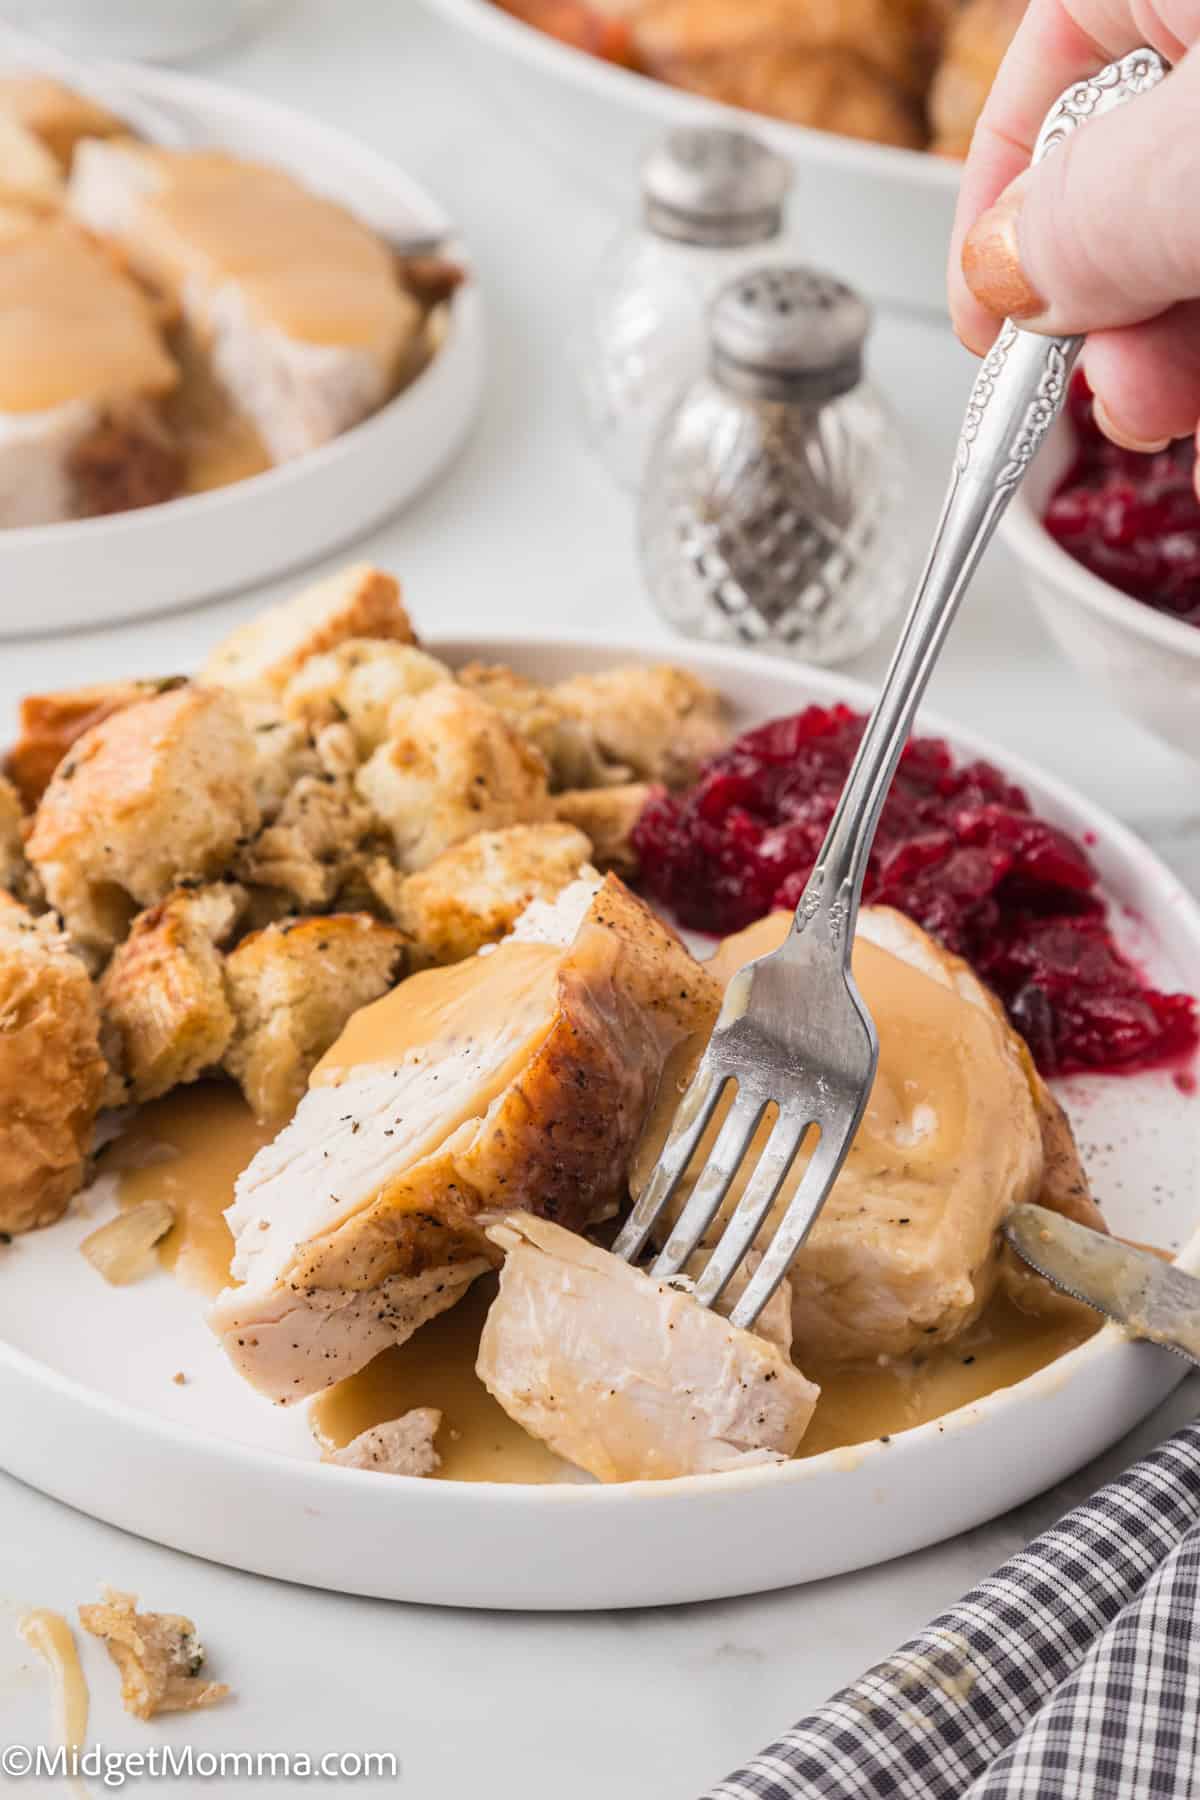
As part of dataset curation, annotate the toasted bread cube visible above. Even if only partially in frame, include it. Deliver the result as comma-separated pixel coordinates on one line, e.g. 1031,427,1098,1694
236,773,375,911
456,661,618,790
5,678,183,812
0,772,36,901
397,823,593,964
356,685,551,872
201,564,416,697
26,686,260,961
352,852,407,923
234,698,318,820
0,773,23,879
552,665,729,786
224,913,406,1122
99,884,245,1104
0,896,107,1232
553,783,651,876
78,1587,229,1722
282,639,453,753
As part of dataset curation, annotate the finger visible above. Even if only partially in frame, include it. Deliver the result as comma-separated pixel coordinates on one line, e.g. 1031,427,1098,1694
1082,301,1200,450
948,0,1194,350
962,51,1200,336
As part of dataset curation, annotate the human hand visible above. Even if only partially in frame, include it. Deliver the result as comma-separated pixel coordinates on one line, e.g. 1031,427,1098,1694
948,2,1200,485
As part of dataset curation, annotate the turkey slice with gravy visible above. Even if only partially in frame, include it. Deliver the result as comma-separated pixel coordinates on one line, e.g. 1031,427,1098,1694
636,905,1093,1365
477,1214,818,1482
210,877,720,1402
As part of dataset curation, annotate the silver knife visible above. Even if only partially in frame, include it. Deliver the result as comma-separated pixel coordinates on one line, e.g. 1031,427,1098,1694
1003,1204,1200,1369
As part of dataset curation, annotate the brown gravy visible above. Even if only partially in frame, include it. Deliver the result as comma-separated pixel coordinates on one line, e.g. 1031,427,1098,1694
0,218,176,413
101,1084,1101,1480
166,327,271,495
165,306,442,499
309,1278,572,1485
19,1608,89,1792
798,1295,1099,1459
127,151,415,356
312,1278,1097,1482
99,1083,274,1296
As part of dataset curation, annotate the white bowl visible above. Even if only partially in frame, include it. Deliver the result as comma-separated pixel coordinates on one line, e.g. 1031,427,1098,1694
419,0,960,314
1003,416,1200,763
0,61,485,639
0,634,1196,1611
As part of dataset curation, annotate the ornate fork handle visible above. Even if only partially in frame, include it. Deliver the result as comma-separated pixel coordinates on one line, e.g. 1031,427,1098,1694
789,46,1168,964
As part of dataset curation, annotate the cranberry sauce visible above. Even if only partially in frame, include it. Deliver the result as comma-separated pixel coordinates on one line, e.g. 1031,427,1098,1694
633,704,1197,1079
1045,374,1200,627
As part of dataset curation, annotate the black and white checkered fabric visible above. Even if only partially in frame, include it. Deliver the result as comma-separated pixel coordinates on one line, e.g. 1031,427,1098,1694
704,1424,1200,1800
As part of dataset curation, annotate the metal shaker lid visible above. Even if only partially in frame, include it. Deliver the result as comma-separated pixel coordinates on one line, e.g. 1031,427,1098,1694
642,127,791,247
709,267,871,403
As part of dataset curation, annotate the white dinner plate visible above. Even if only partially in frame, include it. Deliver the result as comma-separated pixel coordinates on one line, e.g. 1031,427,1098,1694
0,63,484,638
1,634,1197,1611
420,0,960,314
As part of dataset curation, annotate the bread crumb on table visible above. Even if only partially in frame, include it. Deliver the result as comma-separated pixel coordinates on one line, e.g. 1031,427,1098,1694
78,1586,230,1721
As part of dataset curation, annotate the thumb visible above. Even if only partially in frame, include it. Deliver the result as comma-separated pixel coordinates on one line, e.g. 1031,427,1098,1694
961,50,1200,336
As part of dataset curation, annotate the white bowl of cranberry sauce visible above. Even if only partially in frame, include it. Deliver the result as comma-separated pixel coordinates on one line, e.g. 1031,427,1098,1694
1003,374,1200,763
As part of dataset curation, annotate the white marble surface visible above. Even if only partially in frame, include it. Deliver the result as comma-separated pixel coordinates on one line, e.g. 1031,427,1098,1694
1,2,1198,1793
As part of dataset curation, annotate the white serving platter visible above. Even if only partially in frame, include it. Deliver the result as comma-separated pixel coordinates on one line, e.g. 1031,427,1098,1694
0,62,484,638
1,634,1197,1611
420,0,961,314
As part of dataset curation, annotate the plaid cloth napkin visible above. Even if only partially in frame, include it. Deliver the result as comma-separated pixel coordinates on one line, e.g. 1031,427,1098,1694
705,1422,1200,1800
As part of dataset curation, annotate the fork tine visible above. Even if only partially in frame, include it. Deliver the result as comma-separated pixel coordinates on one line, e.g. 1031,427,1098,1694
691,1108,815,1312
728,1117,857,1331
610,1064,726,1267
650,1088,771,1279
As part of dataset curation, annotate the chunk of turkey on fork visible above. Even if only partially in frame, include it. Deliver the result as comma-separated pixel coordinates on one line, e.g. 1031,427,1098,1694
477,1213,818,1483
210,875,720,1402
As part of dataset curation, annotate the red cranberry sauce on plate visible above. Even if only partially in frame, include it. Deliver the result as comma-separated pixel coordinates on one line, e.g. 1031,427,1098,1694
633,704,1197,1080
1044,374,1200,627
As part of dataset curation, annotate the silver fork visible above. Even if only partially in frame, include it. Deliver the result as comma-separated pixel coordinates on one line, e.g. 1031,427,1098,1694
614,46,1168,1332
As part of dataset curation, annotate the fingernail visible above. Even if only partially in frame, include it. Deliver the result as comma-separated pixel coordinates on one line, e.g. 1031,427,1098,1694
1091,396,1170,455
961,174,1045,322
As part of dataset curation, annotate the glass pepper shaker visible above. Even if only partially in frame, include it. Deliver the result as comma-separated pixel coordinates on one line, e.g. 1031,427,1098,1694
575,126,796,491
639,266,910,665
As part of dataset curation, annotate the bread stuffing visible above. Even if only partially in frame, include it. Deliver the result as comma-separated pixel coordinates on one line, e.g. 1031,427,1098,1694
553,784,651,876
395,822,593,963
100,884,246,1103
355,683,553,870
78,1587,229,1721
223,913,406,1122
26,684,260,961
282,639,453,752
202,564,416,698
0,896,107,1232
551,665,729,785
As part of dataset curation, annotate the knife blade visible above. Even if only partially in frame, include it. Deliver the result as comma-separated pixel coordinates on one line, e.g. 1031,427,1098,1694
1003,1204,1200,1369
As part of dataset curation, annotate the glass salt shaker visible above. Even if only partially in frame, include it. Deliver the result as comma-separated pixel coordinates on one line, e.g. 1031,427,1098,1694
639,267,910,665
576,126,796,491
